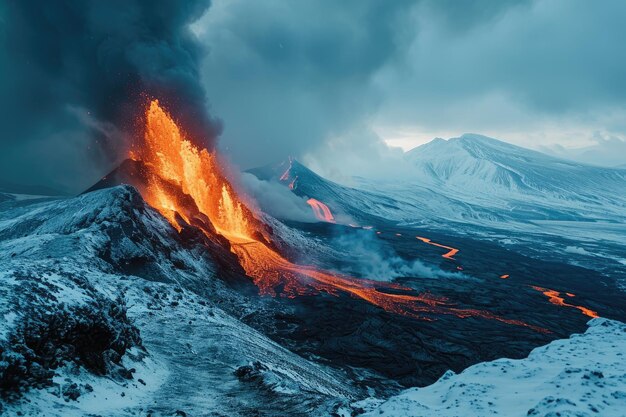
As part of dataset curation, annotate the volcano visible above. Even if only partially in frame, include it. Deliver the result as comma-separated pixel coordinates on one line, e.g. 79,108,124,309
90,100,553,329
3,101,626,416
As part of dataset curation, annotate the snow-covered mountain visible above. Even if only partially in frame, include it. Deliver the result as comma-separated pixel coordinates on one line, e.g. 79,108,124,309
254,135,626,228
358,318,626,417
248,136,626,288
405,134,626,203
0,186,356,416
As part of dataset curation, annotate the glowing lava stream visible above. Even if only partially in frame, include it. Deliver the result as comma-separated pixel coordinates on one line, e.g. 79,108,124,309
132,99,547,332
307,198,336,223
531,286,599,318
416,236,459,260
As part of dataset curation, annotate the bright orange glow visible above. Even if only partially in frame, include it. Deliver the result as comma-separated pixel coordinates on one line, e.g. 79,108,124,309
129,99,547,332
307,198,336,223
416,236,459,260
531,286,599,318
135,100,259,242
500,274,510,279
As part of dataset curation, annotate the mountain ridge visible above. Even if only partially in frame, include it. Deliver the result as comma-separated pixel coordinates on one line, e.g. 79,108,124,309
403,133,626,201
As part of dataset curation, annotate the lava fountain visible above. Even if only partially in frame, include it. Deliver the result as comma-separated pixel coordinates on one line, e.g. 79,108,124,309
130,99,547,332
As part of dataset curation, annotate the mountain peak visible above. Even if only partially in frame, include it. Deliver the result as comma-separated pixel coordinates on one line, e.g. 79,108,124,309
404,133,626,195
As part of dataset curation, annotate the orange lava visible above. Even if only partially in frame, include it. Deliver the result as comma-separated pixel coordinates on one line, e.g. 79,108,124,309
288,176,298,190
531,286,599,318
130,99,546,332
307,198,336,223
500,274,510,279
279,157,293,181
416,236,459,260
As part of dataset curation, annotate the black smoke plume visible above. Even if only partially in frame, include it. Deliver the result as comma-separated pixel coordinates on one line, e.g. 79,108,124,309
0,0,218,193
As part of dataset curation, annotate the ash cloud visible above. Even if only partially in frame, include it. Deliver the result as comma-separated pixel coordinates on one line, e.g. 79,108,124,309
0,0,218,193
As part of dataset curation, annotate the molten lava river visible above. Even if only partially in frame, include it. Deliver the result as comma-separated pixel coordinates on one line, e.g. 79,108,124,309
131,100,547,332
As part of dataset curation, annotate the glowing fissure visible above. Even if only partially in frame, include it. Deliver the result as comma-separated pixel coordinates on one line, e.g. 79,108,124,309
132,99,546,331
416,236,459,260
307,198,336,222
288,176,298,190
532,286,599,318
279,157,293,182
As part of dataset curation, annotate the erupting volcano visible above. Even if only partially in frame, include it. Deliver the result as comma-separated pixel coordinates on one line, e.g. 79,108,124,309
126,99,546,331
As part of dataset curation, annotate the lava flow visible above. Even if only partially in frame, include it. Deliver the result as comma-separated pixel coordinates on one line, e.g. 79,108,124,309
307,198,336,222
130,99,546,331
531,286,599,318
416,236,459,260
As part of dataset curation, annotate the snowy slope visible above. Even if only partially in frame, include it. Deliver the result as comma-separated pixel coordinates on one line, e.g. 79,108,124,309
358,318,626,417
253,136,626,229
248,138,626,286
405,134,626,199
0,186,355,416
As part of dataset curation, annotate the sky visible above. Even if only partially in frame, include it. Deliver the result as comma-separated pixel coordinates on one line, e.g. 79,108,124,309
1,0,626,193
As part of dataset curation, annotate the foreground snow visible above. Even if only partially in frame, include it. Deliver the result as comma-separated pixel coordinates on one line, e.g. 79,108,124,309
359,318,626,417
0,186,354,416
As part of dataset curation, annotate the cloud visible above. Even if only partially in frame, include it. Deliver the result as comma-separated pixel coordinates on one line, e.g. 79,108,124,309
193,0,626,174
193,0,414,169
539,133,626,167
4,0,626,192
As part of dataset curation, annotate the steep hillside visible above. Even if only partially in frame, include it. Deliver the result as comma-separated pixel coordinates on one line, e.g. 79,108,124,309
0,186,355,416
405,134,626,203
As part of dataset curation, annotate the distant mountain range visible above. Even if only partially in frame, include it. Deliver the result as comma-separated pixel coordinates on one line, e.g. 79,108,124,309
253,134,626,227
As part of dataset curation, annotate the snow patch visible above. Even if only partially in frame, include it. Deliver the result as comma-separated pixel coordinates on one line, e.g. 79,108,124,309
361,318,626,417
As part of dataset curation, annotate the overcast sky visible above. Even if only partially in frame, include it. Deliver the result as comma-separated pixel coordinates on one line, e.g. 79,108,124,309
1,0,626,192
194,0,626,175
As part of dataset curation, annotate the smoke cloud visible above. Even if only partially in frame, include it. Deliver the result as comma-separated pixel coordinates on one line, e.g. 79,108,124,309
330,229,468,282
239,173,316,222
0,0,218,193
